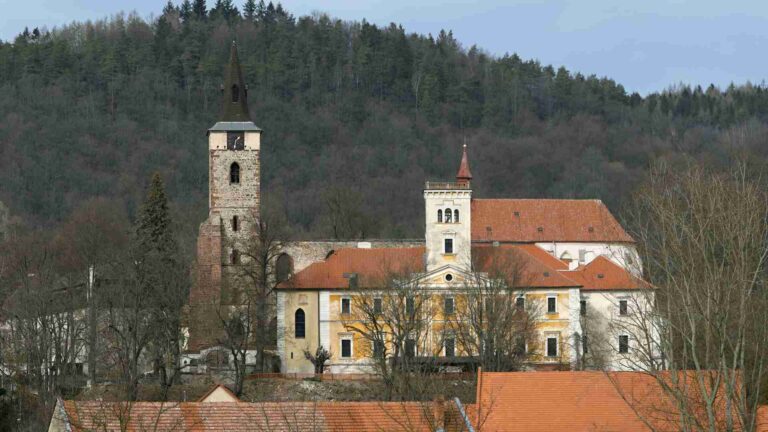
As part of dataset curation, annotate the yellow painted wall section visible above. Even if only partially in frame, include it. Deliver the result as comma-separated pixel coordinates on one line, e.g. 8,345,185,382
283,291,320,373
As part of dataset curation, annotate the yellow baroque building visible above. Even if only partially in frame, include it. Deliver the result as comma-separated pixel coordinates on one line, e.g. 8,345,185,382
276,147,652,374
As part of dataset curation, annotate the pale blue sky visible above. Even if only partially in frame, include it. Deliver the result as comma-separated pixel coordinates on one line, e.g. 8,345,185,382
2,0,767,94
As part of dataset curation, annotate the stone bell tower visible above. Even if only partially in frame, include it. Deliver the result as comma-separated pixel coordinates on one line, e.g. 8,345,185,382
188,42,262,353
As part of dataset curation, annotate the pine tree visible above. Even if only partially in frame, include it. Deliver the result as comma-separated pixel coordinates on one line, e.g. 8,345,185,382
243,0,257,20
135,173,176,256
162,0,178,15
192,0,207,20
179,0,193,21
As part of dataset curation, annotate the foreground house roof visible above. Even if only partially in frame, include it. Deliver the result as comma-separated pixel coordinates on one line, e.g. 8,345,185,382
52,399,465,432
472,370,744,432
471,199,634,243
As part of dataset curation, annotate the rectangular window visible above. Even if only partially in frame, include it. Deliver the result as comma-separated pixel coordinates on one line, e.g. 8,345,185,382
444,296,455,315
582,335,588,355
516,296,525,310
514,337,526,355
444,338,455,357
406,297,415,315
580,299,587,317
547,296,557,314
373,297,382,314
619,335,629,354
546,336,558,357
619,299,628,316
341,298,351,315
373,339,385,358
405,339,416,358
444,238,454,254
341,338,352,358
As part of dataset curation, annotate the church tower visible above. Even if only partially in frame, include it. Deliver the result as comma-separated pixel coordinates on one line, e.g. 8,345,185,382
188,42,261,353
424,145,473,273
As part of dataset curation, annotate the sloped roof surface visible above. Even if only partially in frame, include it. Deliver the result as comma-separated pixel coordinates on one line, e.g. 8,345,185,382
471,199,634,243
59,400,458,432
562,256,651,291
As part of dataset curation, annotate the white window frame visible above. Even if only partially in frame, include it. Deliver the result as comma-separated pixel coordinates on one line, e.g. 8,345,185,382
444,335,456,357
340,335,353,359
443,237,455,255
341,297,351,315
547,295,558,314
546,334,559,358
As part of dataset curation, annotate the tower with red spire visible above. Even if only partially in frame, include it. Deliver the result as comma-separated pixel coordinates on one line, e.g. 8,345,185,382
423,144,473,272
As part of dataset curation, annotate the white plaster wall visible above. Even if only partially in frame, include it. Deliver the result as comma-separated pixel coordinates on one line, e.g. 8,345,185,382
535,242,642,274
424,189,472,272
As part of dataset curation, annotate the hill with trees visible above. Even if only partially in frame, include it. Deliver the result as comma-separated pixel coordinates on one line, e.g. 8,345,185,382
1,0,768,240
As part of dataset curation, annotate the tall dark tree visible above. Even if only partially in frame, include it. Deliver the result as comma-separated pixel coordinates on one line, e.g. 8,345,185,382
192,0,207,19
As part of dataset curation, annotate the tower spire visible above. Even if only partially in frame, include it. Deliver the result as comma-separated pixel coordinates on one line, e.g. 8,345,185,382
220,41,251,122
456,142,472,186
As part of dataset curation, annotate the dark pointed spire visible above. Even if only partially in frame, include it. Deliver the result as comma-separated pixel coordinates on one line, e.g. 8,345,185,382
456,142,472,186
220,41,251,122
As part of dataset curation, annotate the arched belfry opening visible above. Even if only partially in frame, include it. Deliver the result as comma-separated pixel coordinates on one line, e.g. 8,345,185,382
231,84,239,103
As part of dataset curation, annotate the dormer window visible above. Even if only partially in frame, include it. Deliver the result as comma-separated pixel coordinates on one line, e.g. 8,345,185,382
445,208,452,223
454,209,459,223
437,209,443,223
231,84,239,102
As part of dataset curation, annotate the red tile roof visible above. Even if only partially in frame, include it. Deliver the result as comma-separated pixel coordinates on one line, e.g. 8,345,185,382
277,247,425,290
473,371,733,432
471,199,634,243
563,256,651,291
57,400,459,432
472,245,577,288
456,144,472,181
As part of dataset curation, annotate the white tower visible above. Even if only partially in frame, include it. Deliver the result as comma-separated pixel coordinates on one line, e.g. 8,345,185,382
424,144,473,273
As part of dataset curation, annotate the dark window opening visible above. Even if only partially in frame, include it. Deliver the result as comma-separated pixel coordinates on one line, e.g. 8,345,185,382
547,296,557,314
546,337,558,357
444,297,455,315
373,297,382,314
230,163,240,184
582,335,589,354
619,300,628,316
294,309,305,339
341,339,352,358
454,209,459,223
232,215,239,232
231,249,240,265
444,238,454,254
373,339,385,358
580,300,587,316
514,337,526,355
341,298,351,315
231,84,239,102
405,339,416,358
619,335,629,354
444,338,455,357
406,297,415,315
437,209,443,223
445,208,452,223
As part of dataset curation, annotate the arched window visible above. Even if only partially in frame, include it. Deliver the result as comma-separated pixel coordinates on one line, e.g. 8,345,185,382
231,249,240,265
230,163,240,184
232,215,239,232
231,84,239,102
437,209,443,223
276,254,294,283
454,209,460,223
445,208,452,223
295,309,305,339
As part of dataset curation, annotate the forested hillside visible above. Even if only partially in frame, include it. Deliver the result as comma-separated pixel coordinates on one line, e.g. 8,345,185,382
1,0,768,239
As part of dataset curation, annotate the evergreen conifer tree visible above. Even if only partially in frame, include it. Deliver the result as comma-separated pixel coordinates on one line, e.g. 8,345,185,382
192,0,207,20
243,0,257,20
135,172,176,257
179,0,193,21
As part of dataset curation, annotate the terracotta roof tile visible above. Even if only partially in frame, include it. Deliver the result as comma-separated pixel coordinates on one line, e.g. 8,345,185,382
472,245,578,288
474,371,729,432
59,400,461,431
471,199,634,243
562,256,651,291
277,247,425,290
